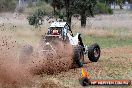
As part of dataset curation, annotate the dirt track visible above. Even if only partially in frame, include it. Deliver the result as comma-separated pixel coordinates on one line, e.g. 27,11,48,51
46,45,132,88
1,34,131,88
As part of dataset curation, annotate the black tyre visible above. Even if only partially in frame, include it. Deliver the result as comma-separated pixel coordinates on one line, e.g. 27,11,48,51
88,43,100,62
79,77,91,86
73,46,84,67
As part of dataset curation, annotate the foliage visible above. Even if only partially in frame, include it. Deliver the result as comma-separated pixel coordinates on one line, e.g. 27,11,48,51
0,0,16,12
28,0,33,7
27,9,45,28
17,7,24,13
26,0,113,28
94,2,113,14
25,1,53,15
116,0,124,9
70,0,97,27
36,0,45,6
27,0,97,27
59,13,65,20
62,0,97,27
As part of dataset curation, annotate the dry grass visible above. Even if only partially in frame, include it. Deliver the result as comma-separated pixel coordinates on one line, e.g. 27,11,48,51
0,11,132,44
71,11,132,38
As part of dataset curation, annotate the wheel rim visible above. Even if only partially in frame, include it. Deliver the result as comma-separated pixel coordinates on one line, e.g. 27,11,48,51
94,48,99,58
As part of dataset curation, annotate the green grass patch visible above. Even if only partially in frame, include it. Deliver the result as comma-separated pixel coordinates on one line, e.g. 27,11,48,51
82,35,132,48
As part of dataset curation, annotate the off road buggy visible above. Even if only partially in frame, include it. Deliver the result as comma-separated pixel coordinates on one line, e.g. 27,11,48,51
41,22,101,67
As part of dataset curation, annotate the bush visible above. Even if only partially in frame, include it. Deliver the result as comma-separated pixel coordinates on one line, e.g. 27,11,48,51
94,2,113,14
0,0,16,12
108,8,113,14
16,7,24,13
27,9,45,28
28,0,33,8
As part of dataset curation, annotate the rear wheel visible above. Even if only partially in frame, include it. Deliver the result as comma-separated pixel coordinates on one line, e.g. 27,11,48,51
73,46,84,67
88,43,100,62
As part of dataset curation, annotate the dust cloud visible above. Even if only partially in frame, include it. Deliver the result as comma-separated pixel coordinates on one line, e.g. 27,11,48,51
0,35,33,87
29,40,73,75
0,35,73,87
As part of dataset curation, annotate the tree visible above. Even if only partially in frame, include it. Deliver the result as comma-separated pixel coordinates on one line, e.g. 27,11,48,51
0,0,16,12
52,0,63,15
27,9,45,28
82,0,96,27
117,0,124,9
64,0,72,26
27,0,97,28
71,0,97,27
52,0,97,27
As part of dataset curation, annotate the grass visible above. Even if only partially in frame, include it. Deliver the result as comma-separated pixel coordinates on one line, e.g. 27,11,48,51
71,10,132,48
24,2,53,14
82,35,132,48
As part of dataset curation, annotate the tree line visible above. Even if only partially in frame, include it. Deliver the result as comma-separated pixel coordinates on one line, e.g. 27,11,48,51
27,0,132,27
27,0,112,27
0,0,131,27
34,0,96,27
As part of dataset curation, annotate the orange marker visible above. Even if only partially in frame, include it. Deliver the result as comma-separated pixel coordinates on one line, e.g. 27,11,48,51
81,67,89,77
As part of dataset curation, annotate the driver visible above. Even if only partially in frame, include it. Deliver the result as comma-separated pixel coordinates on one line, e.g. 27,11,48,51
52,27,59,35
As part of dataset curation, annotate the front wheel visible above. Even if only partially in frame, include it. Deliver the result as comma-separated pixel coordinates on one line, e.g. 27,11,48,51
88,43,100,62
73,46,84,67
